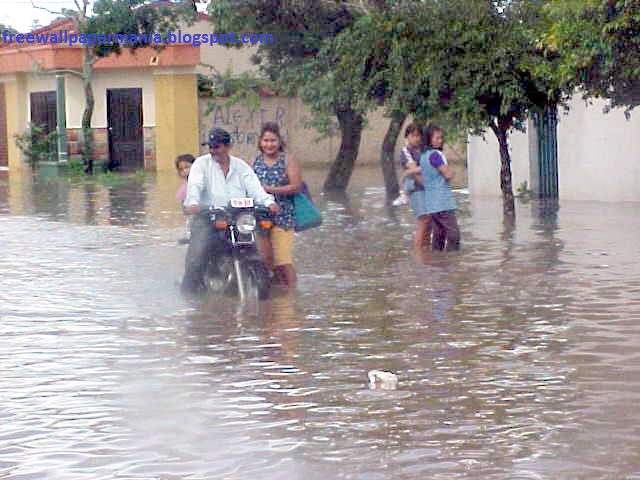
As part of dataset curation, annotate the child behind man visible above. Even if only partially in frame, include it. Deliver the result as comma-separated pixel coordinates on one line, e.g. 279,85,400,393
175,153,195,243
175,154,195,203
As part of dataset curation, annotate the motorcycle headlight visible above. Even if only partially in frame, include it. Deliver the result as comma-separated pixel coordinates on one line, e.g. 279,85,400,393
236,213,256,234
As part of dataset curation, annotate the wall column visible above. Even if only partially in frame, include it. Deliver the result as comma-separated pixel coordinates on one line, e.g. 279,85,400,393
154,73,199,172
55,73,68,164
5,73,27,172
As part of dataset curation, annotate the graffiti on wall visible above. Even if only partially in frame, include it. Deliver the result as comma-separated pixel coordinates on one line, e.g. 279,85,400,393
206,104,289,147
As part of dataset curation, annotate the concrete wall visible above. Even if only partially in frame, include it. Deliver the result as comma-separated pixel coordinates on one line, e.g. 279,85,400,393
7,70,156,129
468,96,640,202
11,67,199,130
467,121,534,197
197,96,468,168
65,69,157,129
24,74,56,101
155,73,200,172
557,96,640,202
199,96,382,164
3,73,27,171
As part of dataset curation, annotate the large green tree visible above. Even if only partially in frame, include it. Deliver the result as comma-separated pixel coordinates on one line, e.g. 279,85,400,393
210,0,371,192
545,0,640,111
327,5,444,198
396,0,567,215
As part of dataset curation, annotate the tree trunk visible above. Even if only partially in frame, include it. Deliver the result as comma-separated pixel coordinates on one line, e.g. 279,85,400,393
380,110,406,200
490,120,516,217
323,106,364,192
82,47,95,174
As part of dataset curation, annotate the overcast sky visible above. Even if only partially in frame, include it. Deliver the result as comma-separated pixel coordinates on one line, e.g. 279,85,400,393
0,0,89,32
0,0,207,33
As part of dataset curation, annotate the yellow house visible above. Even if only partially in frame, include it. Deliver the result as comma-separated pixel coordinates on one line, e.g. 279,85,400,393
0,14,257,172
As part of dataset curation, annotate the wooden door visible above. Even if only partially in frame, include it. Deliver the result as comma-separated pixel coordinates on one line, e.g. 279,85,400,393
107,88,143,171
0,84,8,167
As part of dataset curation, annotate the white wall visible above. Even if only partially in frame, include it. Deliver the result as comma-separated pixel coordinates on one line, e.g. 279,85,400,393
198,96,398,165
24,73,57,129
557,96,640,202
468,96,640,202
467,124,532,197
65,69,156,128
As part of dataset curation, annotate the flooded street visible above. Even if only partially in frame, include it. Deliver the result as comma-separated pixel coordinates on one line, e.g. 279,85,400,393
1,167,640,480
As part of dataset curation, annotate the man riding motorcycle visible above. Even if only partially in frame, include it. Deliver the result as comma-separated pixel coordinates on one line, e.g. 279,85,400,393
181,127,280,295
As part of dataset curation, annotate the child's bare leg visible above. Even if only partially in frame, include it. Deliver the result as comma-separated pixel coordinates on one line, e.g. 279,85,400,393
413,215,431,250
431,215,447,251
276,264,297,288
425,216,433,245
256,234,274,271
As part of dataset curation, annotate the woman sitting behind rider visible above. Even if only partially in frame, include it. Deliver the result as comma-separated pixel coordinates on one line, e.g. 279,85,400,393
251,122,303,288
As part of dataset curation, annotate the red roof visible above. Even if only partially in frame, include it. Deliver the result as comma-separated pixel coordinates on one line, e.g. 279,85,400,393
0,2,205,68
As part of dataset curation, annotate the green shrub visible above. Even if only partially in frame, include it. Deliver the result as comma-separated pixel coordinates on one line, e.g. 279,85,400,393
516,181,534,202
14,124,59,165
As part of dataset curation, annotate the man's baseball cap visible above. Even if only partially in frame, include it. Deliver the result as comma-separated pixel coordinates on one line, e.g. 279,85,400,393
202,127,231,147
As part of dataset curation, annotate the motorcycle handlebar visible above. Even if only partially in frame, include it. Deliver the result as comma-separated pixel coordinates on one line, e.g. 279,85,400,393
196,204,272,218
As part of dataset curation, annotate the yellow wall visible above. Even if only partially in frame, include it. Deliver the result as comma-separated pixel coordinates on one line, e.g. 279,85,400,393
154,73,199,172
4,74,27,171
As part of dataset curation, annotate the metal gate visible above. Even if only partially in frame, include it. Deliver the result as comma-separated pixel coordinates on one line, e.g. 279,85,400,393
533,107,559,198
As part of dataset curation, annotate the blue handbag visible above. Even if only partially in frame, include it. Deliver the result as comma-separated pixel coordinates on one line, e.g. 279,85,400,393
293,182,322,232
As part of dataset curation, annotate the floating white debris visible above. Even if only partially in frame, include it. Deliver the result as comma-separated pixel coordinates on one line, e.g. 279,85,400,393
368,370,399,390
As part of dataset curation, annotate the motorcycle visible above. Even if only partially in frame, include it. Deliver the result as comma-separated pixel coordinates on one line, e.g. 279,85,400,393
200,198,273,301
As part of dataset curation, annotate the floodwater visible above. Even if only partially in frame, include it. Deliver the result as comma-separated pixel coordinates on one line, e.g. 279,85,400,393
1,167,639,480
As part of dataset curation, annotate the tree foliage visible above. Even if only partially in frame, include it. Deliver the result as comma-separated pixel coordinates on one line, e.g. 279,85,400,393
0,23,18,35
384,0,569,214
545,0,640,111
210,0,371,191
201,69,277,112
208,0,577,208
88,0,193,57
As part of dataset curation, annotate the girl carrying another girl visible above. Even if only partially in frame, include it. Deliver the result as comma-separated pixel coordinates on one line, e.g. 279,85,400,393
420,125,460,251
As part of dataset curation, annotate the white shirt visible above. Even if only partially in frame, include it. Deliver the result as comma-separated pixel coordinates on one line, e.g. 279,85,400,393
184,153,275,208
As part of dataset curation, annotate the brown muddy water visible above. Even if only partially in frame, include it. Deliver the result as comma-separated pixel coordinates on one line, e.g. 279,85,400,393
0,167,639,480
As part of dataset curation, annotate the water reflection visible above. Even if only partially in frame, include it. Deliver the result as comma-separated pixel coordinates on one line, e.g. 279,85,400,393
0,171,8,214
81,182,99,225
1,168,639,479
107,178,147,226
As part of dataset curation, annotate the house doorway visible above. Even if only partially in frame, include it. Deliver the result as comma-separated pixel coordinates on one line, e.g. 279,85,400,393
107,88,143,171
30,90,58,161
0,84,8,168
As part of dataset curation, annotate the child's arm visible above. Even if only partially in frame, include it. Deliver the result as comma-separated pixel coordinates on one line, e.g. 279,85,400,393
428,151,454,181
403,159,421,176
437,164,454,181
